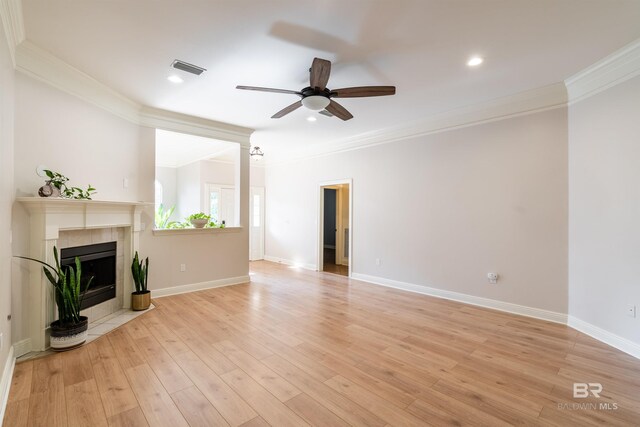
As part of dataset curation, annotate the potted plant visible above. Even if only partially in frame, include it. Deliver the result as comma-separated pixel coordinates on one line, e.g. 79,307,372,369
16,247,92,351
39,169,96,199
131,251,150,311
188,212,210,228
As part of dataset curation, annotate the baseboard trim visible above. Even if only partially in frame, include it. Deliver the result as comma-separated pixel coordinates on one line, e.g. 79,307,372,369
568,316,640,359
264,255,317,271
153,275,250,298
351,272,568,324
0,345,16,425
12,339,30,359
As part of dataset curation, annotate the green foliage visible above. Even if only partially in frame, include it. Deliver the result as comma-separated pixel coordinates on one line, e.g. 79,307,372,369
44,169,96,200
166,220,191,229
154,211,224,229
155,204,175,229
16,247,92,325
187,212,211,221
131,251,149,293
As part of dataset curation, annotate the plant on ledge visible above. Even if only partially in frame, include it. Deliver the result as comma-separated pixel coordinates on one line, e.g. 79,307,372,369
188,212,210,228
15,247,92,351
154,210,226,230
41,169,96,200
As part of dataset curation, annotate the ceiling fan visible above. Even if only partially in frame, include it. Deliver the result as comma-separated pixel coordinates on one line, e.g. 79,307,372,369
236,57,395,121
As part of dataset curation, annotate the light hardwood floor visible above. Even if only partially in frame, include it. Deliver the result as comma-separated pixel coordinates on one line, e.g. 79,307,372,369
4,261,640,426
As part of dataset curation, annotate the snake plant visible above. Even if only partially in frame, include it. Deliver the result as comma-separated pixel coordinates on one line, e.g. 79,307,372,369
132,251,149,293
16,247,92,326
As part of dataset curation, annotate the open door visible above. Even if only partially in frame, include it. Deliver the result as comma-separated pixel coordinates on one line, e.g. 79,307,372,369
319,180,352,276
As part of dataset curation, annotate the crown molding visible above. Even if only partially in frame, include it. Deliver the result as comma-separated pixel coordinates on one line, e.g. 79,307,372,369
13,40,253,145
140,106,252,147
0,0,24,65
267,82,567,166
565,38,640,104
16,40,141,122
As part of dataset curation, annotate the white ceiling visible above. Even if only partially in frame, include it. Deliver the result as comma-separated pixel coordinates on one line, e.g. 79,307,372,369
155,129,237,168
22,0,640,159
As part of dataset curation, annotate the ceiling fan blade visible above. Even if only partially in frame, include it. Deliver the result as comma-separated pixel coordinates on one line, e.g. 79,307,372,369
309,58,331,90
271,100,303,118
319,110,333,117
331,86,396,98
325,100,353,121
236,85,301,96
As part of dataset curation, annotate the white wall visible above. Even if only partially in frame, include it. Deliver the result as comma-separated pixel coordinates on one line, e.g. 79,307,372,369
13,74,148,201
266,108,568,313
251,164,265,188
568,75,640,347
0,16,15,383
176,161,201,219
155,166,178,220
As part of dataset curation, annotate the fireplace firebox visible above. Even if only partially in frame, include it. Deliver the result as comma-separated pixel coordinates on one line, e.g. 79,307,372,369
61,241,117,309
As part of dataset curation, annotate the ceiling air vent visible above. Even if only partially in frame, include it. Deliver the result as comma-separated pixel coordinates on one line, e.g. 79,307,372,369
171,60,207,76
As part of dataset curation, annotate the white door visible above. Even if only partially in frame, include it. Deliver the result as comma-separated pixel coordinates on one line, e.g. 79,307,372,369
207,184,236,226
220,188,235,226
250,187,265,261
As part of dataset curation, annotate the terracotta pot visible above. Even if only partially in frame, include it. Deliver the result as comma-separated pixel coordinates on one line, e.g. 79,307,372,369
50,316,88,351
132,290,151,311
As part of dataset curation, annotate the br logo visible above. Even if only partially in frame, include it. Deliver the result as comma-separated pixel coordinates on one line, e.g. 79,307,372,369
573,383,603,398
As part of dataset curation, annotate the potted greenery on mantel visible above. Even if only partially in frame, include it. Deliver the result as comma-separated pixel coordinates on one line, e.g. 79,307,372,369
16,247,92,351
131,251,151,311
38,169,96,199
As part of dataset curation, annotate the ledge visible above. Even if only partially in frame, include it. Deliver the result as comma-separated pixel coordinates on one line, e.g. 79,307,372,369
152,227,243,236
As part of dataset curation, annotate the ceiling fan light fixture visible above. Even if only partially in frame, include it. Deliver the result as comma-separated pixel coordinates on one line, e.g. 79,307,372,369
307,116,317,122
302,95,330,111
250,146,264,161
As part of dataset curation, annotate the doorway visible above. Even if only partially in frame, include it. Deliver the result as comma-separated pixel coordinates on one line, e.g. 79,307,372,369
249,186,265,261
319,180,352,277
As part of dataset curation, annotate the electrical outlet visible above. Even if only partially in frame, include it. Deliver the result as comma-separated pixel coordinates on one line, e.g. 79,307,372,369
123,178,129,188
487,273,498,284
180,264,186,272
627,305,636,318
0,332,3,351
375,258,381,266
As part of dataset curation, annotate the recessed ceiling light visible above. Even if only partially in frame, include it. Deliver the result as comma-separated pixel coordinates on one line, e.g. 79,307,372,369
467,56,484,67
307,116,317,122
167,75,184,84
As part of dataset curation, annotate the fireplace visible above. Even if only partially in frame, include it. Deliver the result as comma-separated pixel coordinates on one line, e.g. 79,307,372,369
61,241,117,309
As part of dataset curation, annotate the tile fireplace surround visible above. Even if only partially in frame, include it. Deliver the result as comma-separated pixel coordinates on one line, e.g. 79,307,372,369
17,197,148,353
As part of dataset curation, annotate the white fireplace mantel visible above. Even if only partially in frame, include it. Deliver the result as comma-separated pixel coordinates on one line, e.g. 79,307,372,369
17,197,150,352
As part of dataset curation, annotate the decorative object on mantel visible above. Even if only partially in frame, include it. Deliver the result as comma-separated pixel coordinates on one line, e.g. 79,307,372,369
131,251,151,311
15,247,92,351
38,169,96,199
